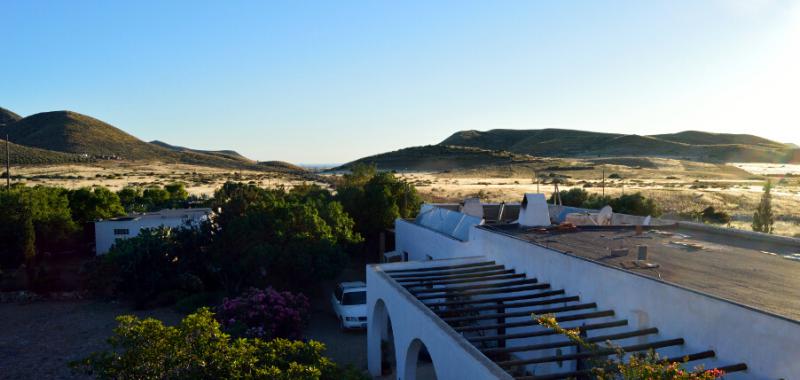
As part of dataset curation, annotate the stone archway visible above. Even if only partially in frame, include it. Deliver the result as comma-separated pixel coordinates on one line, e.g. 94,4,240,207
402,338,439,380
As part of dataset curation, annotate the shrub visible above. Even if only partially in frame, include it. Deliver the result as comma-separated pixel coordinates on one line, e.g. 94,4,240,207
216,287,310,340
70,308,368,380
549,188,590,207
700,207,731,224
607,193,661,217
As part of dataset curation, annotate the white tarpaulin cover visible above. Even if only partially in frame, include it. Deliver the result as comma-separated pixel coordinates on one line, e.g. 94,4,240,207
416,204,483,241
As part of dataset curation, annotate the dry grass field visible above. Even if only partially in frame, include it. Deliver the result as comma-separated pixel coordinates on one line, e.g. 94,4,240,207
7,161,322,198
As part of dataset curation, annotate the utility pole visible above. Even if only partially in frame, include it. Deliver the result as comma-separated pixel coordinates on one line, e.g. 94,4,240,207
601,167,605,198
5,134,9,191
534,171,539,193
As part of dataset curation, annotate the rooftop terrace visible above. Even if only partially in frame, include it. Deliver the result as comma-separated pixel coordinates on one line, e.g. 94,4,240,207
485,223,800,321
374,258,748,379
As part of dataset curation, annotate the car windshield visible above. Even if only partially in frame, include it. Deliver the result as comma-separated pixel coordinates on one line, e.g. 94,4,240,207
342,290,366,305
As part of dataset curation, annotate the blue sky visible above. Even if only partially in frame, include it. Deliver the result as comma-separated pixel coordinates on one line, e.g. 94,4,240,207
2,1,799,163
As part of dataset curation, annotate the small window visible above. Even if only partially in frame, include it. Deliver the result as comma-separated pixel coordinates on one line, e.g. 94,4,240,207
342,291,366,305
114,229,130,235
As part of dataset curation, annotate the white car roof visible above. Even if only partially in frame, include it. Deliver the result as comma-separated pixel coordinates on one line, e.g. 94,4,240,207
340,281,366,290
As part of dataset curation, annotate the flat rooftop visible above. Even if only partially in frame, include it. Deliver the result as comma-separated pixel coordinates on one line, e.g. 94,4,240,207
103,208,212,222
484,223,800,321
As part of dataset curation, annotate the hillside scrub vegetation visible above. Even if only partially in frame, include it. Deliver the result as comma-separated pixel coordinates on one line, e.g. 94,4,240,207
441,128,797,164
70,308,368,380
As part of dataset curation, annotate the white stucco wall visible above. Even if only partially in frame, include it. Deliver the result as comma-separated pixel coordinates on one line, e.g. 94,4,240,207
393,217,800,379
367,258,514,380
94,212,208,254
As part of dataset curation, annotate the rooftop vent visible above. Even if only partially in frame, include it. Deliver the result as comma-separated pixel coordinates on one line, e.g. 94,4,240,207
517,193,551,227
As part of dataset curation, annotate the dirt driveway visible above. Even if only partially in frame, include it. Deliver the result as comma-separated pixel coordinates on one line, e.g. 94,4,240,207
305,263,369,372
0,300,180,380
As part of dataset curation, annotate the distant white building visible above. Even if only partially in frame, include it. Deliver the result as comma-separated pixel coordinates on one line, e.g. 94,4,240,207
94,208,212,255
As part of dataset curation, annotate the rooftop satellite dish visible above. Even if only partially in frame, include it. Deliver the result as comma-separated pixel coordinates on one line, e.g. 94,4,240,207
596,205,613,225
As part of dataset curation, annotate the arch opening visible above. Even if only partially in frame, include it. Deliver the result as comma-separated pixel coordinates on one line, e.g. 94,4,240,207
403,338,438,380
369,298,396,377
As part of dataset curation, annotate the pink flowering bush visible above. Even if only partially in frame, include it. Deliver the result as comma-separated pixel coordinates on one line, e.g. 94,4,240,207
216,287,310,340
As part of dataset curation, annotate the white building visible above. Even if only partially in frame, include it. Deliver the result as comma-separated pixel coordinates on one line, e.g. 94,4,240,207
94,208,212,254
367,195,800,379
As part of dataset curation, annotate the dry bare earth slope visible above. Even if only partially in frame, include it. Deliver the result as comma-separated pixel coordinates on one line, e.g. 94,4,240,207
0,108,304,173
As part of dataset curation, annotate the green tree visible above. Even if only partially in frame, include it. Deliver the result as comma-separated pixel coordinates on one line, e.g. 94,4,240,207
0,192,31,268
68,187,125,224
3,185,78,256
337,164,422,238
104,227,180,307
117,186,143,212
210,182,358,293
141,186,170,210
71,308,368,380
752,181,774,234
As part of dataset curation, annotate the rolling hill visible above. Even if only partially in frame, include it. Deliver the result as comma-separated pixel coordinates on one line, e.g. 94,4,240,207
0,108,305,172
440,129,797,163
151,140,253,162
4,111,165,159
335,145,550,172
0,107,22,127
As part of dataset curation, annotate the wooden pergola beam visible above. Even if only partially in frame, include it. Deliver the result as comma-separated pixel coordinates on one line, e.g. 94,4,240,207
424,289,566,308
389,264,507,279
454,310,615,333
385,261,496,275
483,327,658,356
444,302,596,324
411,278,540,295
497,338,685,367
438,296,580,317
397,268,515,283
514,350,717,380
416,283,551,301
404,273,524,288
469,319,628,343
